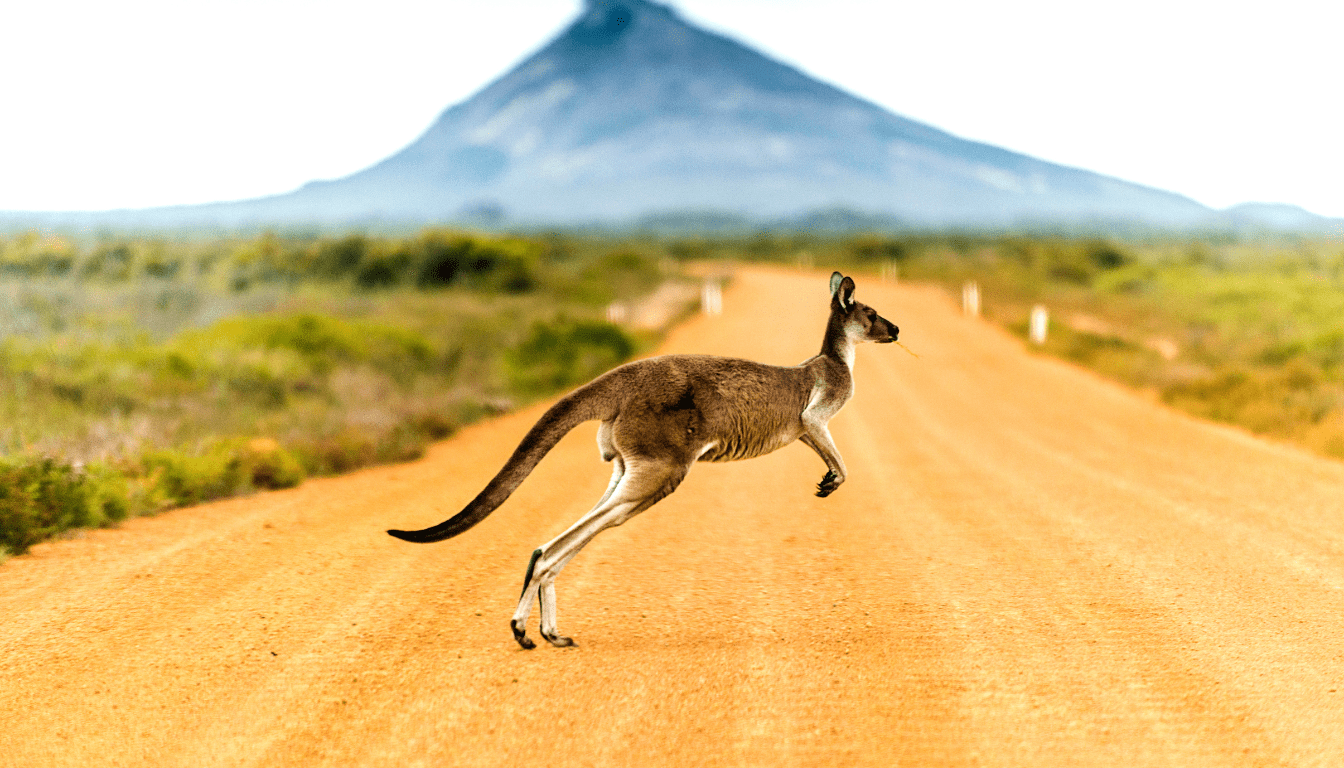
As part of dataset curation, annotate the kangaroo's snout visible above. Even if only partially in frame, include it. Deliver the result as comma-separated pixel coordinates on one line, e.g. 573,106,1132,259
880,318,899,343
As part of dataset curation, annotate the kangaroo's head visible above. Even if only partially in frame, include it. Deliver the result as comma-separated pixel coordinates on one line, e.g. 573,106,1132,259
830,271,899,344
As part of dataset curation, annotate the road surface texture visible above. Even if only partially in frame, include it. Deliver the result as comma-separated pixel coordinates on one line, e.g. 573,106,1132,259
4,267,1344,767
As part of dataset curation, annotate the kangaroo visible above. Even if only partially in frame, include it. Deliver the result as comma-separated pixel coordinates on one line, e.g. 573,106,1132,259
388,272,898,649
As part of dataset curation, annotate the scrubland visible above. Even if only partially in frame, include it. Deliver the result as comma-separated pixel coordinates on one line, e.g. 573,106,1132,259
3,225,1340,557
0,229,669,556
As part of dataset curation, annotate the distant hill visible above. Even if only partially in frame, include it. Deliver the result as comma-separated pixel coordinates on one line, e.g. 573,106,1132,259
1215,203,1341,234
3,0,1338,233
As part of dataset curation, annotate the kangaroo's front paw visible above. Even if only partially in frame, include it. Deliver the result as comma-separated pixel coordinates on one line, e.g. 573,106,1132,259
511,619,536,650
816,470,842,497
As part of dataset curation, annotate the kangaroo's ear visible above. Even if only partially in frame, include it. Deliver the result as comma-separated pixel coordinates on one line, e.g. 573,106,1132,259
829,271,844,297
838,276,856,309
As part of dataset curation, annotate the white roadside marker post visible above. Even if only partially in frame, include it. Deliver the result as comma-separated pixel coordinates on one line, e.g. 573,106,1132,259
962,281,980,318
701,279,722,316
1030,304,1049,345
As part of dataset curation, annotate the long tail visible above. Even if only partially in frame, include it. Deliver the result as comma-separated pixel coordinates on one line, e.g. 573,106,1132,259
386,377,618,544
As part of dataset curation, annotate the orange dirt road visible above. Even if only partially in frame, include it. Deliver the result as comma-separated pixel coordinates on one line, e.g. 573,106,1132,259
4,268,1344,767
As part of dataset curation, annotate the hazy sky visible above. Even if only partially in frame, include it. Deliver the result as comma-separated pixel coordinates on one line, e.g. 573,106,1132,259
3,0,1340,216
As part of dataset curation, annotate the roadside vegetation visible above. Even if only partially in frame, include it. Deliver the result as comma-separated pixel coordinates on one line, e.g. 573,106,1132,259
0,229,672,557
4,224,1341,558
888,235,1344,460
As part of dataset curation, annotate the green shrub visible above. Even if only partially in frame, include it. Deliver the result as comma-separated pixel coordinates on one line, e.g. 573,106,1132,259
378,422,432,464
1087,242,1131,270
1162,362,1336,437
408,412,457,441
416,235,475,287
141,438,306,508
0,472,43,557
506,319,635,397
1046,251,1096,284
142,446,248,508
0,439,310,557
83,463,134,525
458,239,540,293
81,245,134,280
175,314,434,380
234,438,305,490
292,412,452,478
142,254,182,279
295,428,381,476
849,236,906,263
355,249,412,290
227,364,289,408
0,458,129,557
316,235,368,278
0,250,75,278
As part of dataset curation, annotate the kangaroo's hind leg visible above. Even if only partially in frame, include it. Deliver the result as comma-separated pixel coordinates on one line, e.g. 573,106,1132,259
534,454,623,646
511,450,624,649
513,456,690,649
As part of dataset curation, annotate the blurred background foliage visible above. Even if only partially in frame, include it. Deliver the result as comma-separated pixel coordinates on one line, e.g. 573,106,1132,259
2,225,1342,556
0,227,670,555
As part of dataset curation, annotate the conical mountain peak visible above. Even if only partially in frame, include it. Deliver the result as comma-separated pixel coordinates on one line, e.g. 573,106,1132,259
80,1,1214,228
572,0,643,45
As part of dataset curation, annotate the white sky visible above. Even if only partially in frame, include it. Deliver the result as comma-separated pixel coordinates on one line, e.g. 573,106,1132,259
2,0,1340,216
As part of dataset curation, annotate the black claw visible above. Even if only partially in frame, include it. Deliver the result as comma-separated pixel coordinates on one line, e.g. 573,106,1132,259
816,470,839,497
512,620,535,650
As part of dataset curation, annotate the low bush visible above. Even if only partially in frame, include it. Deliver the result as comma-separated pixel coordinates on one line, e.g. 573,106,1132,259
292,411,457,477
505,319,636,397
140,437,307,509
0,438,313,556
0,459,133,556
234,438,306,490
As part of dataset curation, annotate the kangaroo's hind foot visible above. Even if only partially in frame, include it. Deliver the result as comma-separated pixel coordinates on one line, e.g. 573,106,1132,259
509,457,690,648
511,549,543,649
511,588,574,648
512,552,579,649
511,618,536,650
538,583,575,647
539,629,575,647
